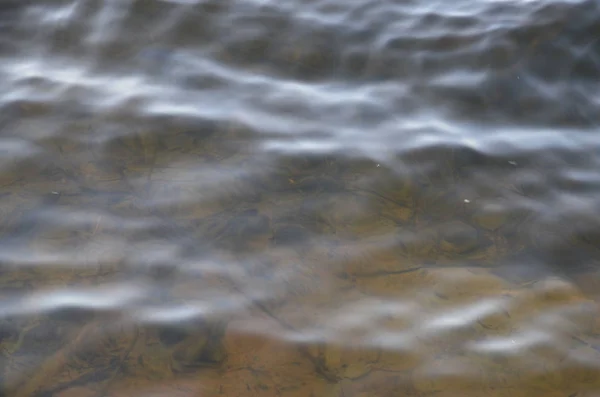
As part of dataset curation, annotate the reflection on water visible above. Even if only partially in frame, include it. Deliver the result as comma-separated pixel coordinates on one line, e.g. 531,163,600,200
2,0,600,396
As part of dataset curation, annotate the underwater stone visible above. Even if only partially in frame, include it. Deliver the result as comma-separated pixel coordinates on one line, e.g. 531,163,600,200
471,204,509,231
439,221,479,254
272,224,311,246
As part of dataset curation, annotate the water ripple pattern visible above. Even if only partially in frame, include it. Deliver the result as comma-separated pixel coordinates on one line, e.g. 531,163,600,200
1,0,600,396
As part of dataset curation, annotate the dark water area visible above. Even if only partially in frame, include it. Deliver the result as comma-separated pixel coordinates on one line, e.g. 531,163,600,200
2,0,600,396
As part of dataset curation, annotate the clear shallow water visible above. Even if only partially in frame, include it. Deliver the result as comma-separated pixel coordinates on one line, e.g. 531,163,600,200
2,0,600,396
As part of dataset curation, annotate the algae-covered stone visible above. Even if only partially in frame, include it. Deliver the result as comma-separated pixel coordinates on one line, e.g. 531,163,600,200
170,320,229,372
274,197,336,236
312,342,380,380
472,211,508,231
471,202,510,231
400,228,439,258
412,355,485,393
353,172,416,206
381,203,414,224
324,193,398,237
196,209,271,252
220,209,272,251
294,175,344,194
439,221,479,254
272,224,311,246
278,154,340,179
225,209,271,239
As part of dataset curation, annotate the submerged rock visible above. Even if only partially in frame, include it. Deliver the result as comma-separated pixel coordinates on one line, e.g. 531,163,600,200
272,224,311,246
198,209,272,252
294,175,344,194
168,320,229,372
439,221,480,254
471,205,509,231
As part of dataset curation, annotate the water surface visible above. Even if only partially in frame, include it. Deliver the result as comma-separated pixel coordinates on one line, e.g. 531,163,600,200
2,0,600,396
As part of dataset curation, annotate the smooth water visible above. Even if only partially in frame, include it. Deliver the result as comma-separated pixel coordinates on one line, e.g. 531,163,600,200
2,0,600,396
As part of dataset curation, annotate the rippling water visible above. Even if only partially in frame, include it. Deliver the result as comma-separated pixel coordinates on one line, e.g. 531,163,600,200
2,0,600,396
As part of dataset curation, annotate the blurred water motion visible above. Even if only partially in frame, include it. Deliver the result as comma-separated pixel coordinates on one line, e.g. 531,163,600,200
1,0,600,396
